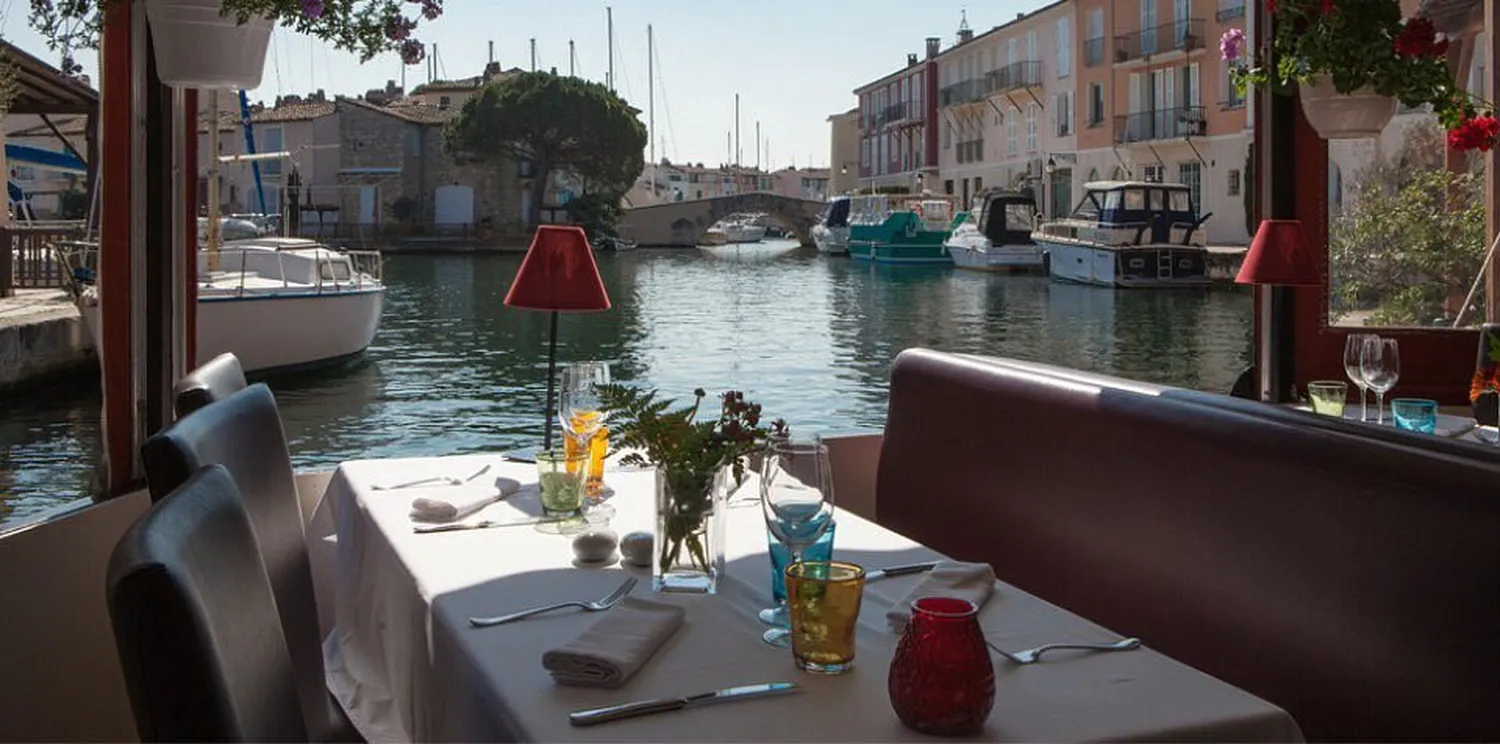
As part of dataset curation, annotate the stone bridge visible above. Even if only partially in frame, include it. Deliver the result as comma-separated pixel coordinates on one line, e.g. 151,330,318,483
617,193,826,247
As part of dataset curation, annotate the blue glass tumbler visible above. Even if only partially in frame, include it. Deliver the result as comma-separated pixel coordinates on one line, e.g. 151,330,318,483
759,520,836,627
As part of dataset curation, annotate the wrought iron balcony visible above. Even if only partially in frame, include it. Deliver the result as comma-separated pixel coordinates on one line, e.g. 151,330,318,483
1216,1,1245,22
1084,37,1106,67
1113,106,1207,144
940,78,991,107
1113,19,1206,63
986,61,1044,95
878,102,914,127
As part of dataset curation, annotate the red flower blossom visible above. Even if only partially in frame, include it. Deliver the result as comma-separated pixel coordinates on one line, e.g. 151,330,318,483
1394,18,1450,59
1448,114,1500,152
1267,0,1277,13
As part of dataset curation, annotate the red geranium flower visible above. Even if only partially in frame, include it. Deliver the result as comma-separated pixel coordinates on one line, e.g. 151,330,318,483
1449,114,1500,152
1267,0,1277,14
1394,18,1450,59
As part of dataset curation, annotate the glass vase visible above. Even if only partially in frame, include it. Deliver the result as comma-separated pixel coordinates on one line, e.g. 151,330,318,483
888,597,995,736
653,466,728,594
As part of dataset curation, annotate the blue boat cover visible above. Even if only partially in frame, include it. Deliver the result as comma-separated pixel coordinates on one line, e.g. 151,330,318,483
5,143,88,175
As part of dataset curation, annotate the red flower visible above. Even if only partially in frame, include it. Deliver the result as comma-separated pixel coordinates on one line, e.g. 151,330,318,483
1394,18,1450,59
1267,0,1277,13
1449,114,1500,152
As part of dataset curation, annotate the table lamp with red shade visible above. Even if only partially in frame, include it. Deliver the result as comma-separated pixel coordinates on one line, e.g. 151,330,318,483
1236,219,1322,402
504,225,611,451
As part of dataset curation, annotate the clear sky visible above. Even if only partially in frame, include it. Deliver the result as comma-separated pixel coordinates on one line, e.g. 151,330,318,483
0,0,1054,169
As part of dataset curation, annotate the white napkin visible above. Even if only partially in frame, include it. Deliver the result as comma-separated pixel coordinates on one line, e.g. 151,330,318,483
885,561,997,634
542,597,685,688
409,477,521,523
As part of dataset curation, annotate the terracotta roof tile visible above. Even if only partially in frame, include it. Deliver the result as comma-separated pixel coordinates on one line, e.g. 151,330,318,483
338,95,453,125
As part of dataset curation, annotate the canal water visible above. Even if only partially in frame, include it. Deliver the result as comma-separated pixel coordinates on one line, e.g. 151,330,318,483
0,241,1252,527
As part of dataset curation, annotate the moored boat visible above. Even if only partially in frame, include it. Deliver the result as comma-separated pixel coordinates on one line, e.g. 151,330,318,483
1032,180,1213,288
848,194,965,265
944,190,1044,272
811,196,851,255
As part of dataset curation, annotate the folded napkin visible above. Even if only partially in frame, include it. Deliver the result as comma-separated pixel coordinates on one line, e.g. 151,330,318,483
886,561,997,634
409,477,522,523
542,597,686,688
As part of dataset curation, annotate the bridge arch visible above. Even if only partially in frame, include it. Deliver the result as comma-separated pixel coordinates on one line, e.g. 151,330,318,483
617,193,827,248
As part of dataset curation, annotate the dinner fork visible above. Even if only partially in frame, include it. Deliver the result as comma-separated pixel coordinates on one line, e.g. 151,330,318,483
373,464,491,491
988,637,1141,665
469,577,638,628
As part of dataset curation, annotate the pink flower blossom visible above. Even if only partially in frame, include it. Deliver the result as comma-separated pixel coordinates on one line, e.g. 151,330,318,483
1220,28,1245,62
300,0,324,19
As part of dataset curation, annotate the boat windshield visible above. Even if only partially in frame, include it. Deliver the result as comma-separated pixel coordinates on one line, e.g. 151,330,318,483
851,196,890,225
982,197,1037,244
824,198,851,228
1091,186,1196,226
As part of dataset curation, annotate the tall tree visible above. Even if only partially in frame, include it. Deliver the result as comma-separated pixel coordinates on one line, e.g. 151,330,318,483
446,71,646,228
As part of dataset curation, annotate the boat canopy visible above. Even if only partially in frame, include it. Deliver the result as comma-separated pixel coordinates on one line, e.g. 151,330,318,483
5,143,87,175
979,191,1037,245
1072,180,1196,227
823,196,851,228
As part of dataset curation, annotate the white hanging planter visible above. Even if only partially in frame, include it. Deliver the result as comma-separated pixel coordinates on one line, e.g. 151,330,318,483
144,0,274,90
1297,74,1398,140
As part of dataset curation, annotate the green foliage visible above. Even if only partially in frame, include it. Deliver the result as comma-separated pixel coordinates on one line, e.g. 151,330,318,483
1329,120,1486,327
445,72,646,225
565,191,625,237
597,384,784,574
27,0,440,69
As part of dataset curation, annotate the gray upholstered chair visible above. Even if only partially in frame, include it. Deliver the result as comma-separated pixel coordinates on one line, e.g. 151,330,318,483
173,352,248,418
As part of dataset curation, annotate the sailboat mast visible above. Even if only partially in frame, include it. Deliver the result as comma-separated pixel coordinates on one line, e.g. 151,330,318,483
606,7,614,91
569,40,576,76
648,24,655,198
734,94,740,168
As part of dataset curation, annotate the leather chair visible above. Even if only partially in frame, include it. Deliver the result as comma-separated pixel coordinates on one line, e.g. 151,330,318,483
107,464,307,741
141,384,357,742
173,352,248,418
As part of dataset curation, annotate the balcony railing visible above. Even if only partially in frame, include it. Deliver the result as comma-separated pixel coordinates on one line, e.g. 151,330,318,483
878,102,913,127
1084,37,1106,67
1113,19,1206,63
1113,106,1207,144
987,61,1044,95
955,139,985,164
1216,1,1245,22
940,78,991,107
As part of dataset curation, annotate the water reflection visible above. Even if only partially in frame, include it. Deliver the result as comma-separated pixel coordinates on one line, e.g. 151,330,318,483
0,241,1252,524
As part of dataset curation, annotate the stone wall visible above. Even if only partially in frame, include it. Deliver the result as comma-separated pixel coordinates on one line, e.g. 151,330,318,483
0,294,94,396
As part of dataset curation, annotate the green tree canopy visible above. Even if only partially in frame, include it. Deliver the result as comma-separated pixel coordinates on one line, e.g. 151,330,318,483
445,71,646,228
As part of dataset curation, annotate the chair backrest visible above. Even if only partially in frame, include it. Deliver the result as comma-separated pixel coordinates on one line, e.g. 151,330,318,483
140,383,324,736
173,353,248,418
107,464,307,742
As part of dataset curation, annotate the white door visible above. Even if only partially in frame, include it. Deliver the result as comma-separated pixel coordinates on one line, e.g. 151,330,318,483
358,185,376,224
433,185,475,227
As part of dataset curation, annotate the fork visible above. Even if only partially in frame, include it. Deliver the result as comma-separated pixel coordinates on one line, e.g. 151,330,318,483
988,637,1141,665
373,464,491,491
469,577,638,628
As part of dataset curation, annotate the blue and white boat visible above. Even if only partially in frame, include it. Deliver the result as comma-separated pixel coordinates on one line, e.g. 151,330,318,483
811,196,851,255
1032,180,1213,288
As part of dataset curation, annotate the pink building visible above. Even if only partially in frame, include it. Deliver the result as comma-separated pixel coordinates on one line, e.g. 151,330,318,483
853,38,942,192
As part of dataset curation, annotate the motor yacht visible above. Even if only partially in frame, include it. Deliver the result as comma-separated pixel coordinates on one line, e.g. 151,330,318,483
1031,180,1212,288
944,190,1044,272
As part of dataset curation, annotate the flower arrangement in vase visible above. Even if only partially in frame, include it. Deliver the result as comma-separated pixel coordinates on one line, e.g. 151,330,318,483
599,385,785,594
1469,324,1500,427
29,0,442,81
1221,0,1496,149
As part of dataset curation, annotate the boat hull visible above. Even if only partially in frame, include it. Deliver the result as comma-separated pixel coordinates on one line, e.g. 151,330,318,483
812,225,850,255
81,288,385,374
1040,238,1211,288
946,241,1044,272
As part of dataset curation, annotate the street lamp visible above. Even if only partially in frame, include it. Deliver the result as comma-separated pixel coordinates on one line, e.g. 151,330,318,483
1044,155,1057,176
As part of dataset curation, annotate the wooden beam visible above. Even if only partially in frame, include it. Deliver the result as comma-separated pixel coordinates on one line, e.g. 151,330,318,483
1487,0,1499,322
99,0,135,493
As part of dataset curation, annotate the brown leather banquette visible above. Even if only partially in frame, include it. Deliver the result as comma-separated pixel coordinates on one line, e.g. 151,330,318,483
875,349,1499,742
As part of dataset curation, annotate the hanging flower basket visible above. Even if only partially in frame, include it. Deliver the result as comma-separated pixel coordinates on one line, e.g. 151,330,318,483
1298,74,1398,139
144,0,274,89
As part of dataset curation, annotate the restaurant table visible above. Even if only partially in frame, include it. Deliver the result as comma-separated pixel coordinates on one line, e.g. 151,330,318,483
326,453,1304,742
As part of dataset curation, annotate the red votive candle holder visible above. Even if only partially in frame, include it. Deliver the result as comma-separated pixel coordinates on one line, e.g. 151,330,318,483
888,596,995,736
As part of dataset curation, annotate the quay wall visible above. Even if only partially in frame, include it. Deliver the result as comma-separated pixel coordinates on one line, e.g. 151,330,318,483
0,294,95,397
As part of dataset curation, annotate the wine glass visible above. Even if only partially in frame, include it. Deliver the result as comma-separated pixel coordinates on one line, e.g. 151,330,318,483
1343,333,1379,421
1360,337,1401,425
558,362,613,520
759,438,835,648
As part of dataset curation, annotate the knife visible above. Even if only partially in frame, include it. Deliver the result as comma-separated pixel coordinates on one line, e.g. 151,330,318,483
413,516,560,533
568,682,799,727
866,561,940,582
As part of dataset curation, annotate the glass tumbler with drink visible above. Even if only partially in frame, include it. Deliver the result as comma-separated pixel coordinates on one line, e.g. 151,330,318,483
534,448,589,535
760,521,836,628
559,362,613,521
1307,380,1348,417
786,561,866,674
760,438,835,648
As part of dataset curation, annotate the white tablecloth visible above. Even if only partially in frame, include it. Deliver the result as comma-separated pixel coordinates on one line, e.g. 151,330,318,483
328,453,1303,742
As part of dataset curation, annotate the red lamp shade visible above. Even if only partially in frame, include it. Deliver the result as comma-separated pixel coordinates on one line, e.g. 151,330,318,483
1236,219,1323,286
504,225,612,312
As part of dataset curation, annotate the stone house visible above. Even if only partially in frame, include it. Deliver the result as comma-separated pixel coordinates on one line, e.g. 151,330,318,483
196,92,340,222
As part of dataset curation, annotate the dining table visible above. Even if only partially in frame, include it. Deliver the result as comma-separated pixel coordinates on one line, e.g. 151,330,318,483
324,452,1305,742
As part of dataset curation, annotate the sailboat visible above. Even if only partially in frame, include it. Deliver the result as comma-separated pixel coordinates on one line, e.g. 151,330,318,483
62,90,388,374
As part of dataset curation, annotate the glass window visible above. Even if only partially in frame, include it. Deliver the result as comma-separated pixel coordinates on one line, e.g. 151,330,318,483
1228,169,1241,195
1178,161,1202,212
1089,83,1104,125
1057,17,1072,77
259,126,284,177
1169,189,1191,212
1026,104,1038,151
1007,111,1017,154
1123,189,1145,210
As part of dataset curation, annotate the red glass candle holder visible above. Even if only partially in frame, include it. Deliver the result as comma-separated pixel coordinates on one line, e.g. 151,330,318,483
888,596,995,736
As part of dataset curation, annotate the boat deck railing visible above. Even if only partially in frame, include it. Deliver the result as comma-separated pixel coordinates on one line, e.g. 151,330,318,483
54,241,385,300
0,225,85,296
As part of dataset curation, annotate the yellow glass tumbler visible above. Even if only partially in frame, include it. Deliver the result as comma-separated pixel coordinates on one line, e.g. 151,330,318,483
786,561,866,674
1307,380,1348,417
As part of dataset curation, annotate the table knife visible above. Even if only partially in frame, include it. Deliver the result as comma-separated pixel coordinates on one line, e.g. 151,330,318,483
866,561,940,582
413,517,556,533
568,682,799,727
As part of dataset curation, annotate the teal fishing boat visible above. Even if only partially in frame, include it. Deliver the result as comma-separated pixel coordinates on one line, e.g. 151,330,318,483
847,194,967,265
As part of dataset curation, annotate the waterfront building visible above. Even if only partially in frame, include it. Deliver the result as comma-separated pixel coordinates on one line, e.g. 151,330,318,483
827,108,860,194
5,115,89,219
934,5,1078,215
853,38,941,193
197,92,341,221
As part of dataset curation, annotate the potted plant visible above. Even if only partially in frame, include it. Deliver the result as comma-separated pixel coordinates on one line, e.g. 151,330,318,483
599,385,786,594
29,0,441,89
1222,0,1497,149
